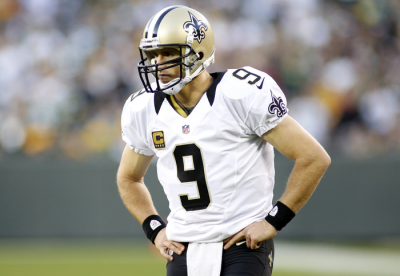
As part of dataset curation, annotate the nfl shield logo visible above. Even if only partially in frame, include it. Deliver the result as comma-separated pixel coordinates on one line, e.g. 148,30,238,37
182,125,190,134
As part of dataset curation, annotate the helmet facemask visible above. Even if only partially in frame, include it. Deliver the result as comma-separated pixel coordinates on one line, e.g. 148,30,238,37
138,43,200,95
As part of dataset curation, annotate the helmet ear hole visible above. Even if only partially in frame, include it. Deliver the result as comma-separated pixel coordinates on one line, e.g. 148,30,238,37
198,52,204,60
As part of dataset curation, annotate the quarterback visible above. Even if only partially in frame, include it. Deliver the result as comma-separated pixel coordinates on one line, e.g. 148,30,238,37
117,6,330,276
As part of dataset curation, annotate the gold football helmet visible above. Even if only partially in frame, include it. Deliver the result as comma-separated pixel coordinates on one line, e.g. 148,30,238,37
138,6,215,95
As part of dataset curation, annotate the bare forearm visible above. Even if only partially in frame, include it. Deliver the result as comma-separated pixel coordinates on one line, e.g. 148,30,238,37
279,154,330,213
117,178,158,224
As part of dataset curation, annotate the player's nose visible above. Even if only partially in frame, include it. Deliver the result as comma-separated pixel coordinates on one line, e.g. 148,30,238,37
154,56,169,69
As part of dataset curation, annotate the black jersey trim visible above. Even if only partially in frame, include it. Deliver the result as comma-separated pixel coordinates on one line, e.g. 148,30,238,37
154,92,167,114
206,71,226,106
152,6,179,38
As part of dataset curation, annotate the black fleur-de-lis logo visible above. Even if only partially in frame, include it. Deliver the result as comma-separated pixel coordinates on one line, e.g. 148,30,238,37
183,12,208,43
268,90,287,118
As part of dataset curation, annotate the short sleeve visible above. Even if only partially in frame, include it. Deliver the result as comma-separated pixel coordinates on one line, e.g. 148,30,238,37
221,67,289,137
121,97,155,156
245,73,289,136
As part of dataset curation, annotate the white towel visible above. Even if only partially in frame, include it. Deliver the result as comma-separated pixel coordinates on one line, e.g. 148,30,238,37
187,242,223,276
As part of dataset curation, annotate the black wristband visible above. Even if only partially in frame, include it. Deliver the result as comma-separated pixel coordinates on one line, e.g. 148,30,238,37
265,201,296,231
142,215,167,244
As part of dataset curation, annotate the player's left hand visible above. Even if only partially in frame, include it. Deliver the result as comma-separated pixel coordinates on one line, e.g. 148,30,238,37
223,220,277,250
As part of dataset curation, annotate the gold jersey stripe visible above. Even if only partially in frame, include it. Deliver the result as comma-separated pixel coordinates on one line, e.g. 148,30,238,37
169,95,188,118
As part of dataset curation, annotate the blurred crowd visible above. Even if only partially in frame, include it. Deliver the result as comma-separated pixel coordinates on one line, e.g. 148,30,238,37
0,0,399,162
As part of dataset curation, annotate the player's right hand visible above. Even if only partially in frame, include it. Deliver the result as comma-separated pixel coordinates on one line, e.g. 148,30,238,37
154,228,186,261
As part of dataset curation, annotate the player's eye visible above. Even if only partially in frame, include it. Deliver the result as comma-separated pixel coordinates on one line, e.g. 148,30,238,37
163,49,180,57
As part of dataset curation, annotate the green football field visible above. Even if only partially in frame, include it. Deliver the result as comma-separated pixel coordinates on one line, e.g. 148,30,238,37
0,239,395,276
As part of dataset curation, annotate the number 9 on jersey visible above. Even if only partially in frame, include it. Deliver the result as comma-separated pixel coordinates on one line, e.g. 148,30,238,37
173,143,211,211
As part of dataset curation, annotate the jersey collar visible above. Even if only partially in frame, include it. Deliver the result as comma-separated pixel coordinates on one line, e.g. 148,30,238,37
154,71,226,115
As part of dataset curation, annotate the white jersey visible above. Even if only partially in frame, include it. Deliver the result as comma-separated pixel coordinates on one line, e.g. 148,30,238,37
121,66,289,242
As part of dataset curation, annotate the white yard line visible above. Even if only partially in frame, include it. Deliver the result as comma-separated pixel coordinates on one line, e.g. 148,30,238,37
274,241,400,276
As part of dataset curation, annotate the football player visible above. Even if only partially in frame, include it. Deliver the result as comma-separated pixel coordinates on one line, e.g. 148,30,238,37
117,6,330,276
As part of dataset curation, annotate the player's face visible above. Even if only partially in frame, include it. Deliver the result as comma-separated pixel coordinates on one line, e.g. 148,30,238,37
146,48,181,83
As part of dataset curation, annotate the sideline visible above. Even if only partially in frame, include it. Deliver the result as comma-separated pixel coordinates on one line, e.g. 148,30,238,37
274,241,400,276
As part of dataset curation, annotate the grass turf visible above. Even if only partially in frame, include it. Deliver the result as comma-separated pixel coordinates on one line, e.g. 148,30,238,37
0,239,366,276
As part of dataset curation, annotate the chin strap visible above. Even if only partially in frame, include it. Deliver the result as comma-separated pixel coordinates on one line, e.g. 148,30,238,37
159,77,191,95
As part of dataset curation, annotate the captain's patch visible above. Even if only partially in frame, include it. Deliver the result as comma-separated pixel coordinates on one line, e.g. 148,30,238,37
152,131,166,149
